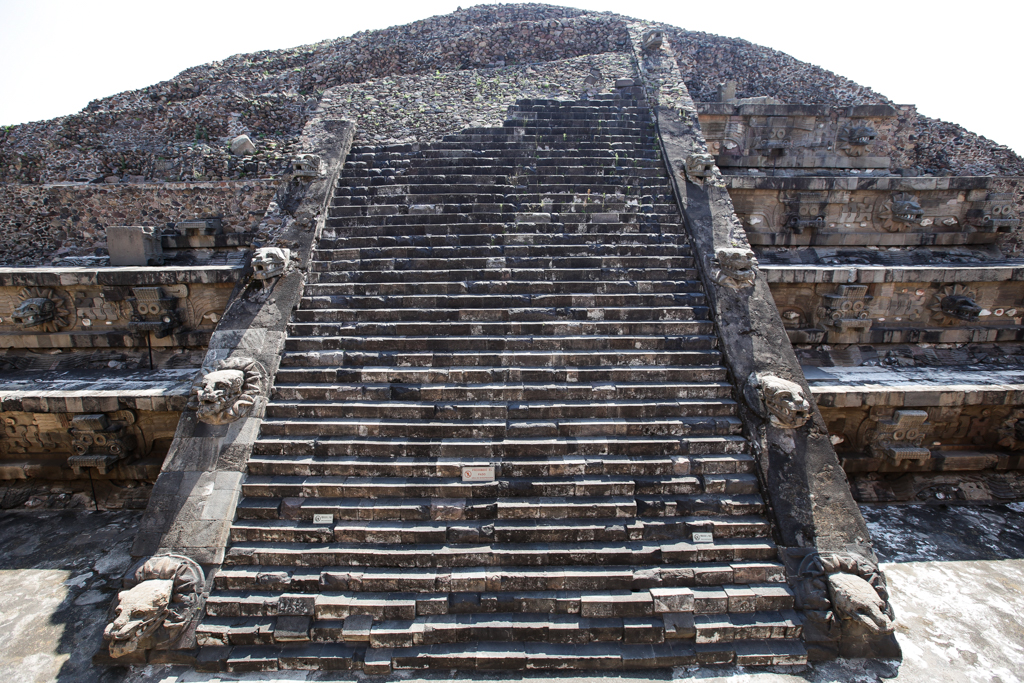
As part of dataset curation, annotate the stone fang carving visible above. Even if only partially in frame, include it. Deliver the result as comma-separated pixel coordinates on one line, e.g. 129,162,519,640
712,248,757,289
251,247,293,280
838,125,877,156
790,550,895,637
189,357,267,425
880,192,924,231
642,28,664,51
930,284,981,323
683,153,715,184
291,154,323,179
104,554,205,658
13,287,73,332
744,373,811,429
870,410,930,463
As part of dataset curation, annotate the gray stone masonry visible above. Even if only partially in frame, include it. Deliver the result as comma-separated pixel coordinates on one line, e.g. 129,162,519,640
631,24,898,660
129,108,355,566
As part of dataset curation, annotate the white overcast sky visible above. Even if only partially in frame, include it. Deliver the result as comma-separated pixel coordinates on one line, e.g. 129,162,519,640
2,0,1022,154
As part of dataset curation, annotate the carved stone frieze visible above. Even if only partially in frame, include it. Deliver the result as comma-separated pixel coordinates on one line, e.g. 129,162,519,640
837,124,878,156
744,372,811,429
878,193,924,232
189,357,267,425
711,247,757,289
104,554,205,658
128,286,183,338
966,193,1019,232
815,285,872,336
930,284,981,324
1,412,68,455
12,287,74,332
68,411,138,475
870,410,931,463
997,409,1024,451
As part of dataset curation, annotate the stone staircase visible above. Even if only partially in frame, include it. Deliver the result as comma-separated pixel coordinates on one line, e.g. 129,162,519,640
196,93,807,672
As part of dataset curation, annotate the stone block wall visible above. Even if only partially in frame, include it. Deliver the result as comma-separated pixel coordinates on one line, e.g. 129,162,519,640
0,181,276,265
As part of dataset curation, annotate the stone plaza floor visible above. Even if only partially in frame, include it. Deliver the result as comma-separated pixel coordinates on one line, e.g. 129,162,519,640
1,504,1022,683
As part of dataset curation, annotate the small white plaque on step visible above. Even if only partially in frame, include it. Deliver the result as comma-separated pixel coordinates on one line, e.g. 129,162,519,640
692,531,714,544
313,514,334,525
462,466,495,482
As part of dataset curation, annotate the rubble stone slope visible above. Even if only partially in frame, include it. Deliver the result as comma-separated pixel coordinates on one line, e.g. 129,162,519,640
3,4,1020,187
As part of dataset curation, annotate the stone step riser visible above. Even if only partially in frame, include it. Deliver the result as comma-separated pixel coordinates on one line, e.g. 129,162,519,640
223,540,779,568
285,319,713,335
256,417,743,439
212,563,787,594
270,383,733,402
233,494,768,522
263,400,739,421
307,257,696,271
244,454,754,479
278,350,722,369
273,366,729,384
283,336,719,353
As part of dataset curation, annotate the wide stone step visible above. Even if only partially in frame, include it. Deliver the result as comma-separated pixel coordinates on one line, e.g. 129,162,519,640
271,380,733,402
250,435,749,459
284,334,719,353
223,537,779,568
264,398,739,421
244,451,754,479
308,255,695,271
229,514,771,545
240,471,756,499
273,364,730,385
257,414,742,439
235,493,767,522
213,562,788,593
312,245,693,263
199,589,790,626
300,279,702,297
317,235,690,252
193,638,807,673
279,349,721,369
320,223,681,239
285,319,713,337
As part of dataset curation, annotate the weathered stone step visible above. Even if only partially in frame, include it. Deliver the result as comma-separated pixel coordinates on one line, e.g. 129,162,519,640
250,435,749,459
264,398,738,421
193,638,808,673
320,222,681,239
300,280,703,299
223,537,778,568
244,451,753,480
312,245,693,263
273,364,730,385
240,471,755,499
213,562,787,593
308,255,696,272
284,334,719,353
235,493,766,523
229,514,771,545
271,380,732,402
285,319,713,337
279,349,722,370
257,414,742,439
324,212,675,227
307,268,696,286
292,307,710,325
317,235,689,252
